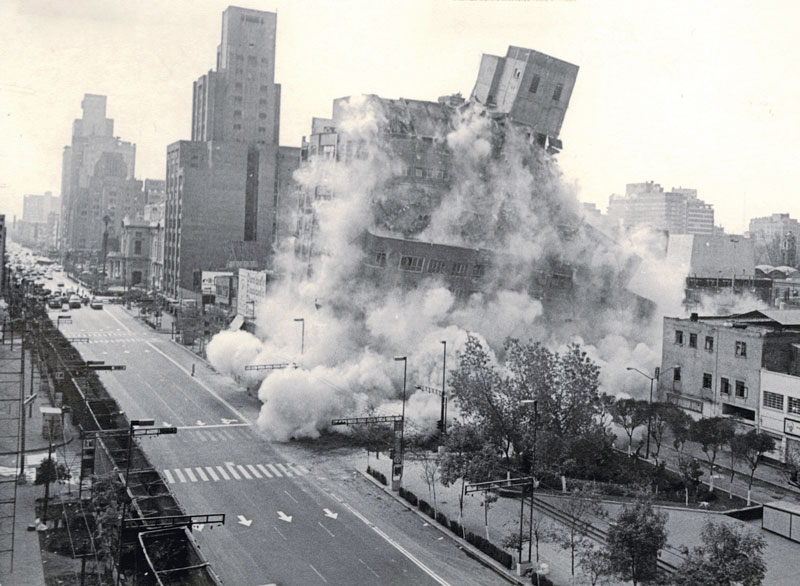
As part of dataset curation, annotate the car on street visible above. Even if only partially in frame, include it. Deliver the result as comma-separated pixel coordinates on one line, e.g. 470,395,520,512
68,294,82,309
90,298,103,310
48,296,62,309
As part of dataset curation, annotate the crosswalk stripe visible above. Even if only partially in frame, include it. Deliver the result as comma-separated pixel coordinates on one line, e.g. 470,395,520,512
226,464,242,480
216,466,230,480
276,463,293,477
195,467,208,481
164,469,175,484
174,469,187,483
246,464,262,478
256,464,273,478
185,468,198,482
221,430,235,440
237,465,252,479
205,466,219,481
266,464,282,477
296,464,310,474
287,463,304,476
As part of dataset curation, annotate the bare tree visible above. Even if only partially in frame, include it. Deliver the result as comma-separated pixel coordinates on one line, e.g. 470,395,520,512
549,489,606,579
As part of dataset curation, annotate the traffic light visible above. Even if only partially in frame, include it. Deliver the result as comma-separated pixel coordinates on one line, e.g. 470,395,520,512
436,420,444,432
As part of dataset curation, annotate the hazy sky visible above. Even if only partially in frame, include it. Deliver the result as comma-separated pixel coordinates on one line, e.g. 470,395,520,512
2,0,798,233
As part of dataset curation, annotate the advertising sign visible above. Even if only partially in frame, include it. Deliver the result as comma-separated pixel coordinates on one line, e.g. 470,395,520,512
237,269,270,317
201,271,232,294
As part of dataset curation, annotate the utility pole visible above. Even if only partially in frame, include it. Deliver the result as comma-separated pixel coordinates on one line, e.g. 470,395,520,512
440,340,447,435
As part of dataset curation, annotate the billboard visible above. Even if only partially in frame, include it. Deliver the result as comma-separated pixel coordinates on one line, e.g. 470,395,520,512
201,271,232,294
237,269,270,317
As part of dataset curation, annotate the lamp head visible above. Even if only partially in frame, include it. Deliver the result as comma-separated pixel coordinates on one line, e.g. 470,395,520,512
394,356,406,362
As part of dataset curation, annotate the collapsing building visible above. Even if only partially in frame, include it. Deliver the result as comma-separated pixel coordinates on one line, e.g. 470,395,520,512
293,46,652,330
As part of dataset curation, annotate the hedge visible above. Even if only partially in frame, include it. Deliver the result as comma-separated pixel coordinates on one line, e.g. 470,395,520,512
366,465,387,486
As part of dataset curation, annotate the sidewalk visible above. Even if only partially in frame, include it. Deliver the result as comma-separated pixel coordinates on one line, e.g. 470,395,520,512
0,331,73,585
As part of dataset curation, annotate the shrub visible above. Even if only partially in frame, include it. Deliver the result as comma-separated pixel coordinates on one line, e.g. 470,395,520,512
436,511,448,526
449,519,462,536
696,490,717,503
405,490,418,506
532,573,555,585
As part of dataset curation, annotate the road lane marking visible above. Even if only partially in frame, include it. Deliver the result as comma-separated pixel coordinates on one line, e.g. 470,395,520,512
205,466,219,481
174,469,187,483
237,465,252,479
226,463,242,480
308,563,328,583
141,338,249,422
195,467,208,481
273,526,287,541
221,429,235,439
286,462,308,476
256,464,273,478
184,468,198,482
162,463,309,483
266,464,282,477
359,559,380,579
283,490,298,503
163,470,175,484
341,502,452,586
317,521,335,538
215,466,230,480
276,463,293,477
246,464,262,478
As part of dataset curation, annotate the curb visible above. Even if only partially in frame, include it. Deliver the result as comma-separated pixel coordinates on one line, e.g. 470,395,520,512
357,469,527,586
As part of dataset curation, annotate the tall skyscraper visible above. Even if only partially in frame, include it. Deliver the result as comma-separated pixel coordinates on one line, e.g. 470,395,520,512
164,6,299,300
59,94,138,257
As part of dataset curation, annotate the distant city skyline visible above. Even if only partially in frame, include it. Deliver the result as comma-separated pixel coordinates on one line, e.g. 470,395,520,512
2,0,799,233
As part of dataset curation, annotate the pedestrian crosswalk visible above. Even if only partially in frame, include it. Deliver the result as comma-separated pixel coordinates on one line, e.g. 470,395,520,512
162,462,310,484
62,331,156,343
178,428,251,443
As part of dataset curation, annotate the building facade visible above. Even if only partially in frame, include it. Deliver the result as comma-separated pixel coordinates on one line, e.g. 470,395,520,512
660,310,800,461
608,181,714,236
749,213,800,268
60,94,138,258
163,6,300,300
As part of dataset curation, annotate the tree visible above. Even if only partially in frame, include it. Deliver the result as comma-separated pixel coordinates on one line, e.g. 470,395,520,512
605,497,668,586
609,398,650,456
449,335,524,469
438,422,501,534
689,417,735,492
672,520,766,586
35,456,71,526
505,339,608,492
90,473,126,582
578,541,614,586
730,430,775,506
549,489,605,578
648,402,681,466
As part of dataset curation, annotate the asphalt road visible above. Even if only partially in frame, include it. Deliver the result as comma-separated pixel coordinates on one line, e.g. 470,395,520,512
52,297,505,586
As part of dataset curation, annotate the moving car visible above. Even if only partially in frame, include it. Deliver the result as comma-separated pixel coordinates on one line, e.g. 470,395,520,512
68,294,82,309
48,296,62,309
90,298,103,310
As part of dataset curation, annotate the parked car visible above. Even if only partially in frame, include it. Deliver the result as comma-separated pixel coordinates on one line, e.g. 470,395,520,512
90,298,103,310
48,296,62,309
68,295,82,309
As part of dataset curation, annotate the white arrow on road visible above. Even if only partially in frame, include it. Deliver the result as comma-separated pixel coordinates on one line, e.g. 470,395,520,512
196,420,206,426
237,515,252,527
163,422,171,427
323,508,338,520
221,417,238,425
277,511,292,523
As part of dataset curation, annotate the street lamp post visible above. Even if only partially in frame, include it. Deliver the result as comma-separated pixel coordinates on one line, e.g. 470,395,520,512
294,318,305,355
626,365,679,459
440,340,447,435
393,356,407,490
520,399,538,568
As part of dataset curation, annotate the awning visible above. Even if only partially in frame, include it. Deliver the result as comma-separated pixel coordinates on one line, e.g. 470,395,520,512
229,315,245,331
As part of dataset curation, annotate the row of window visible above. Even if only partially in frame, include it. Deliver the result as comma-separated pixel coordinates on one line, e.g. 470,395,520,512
517,70,564,102
372,252,485,277
763,390,800,414
674,329,746,357
233,96,269,106
402,167,450,181
678,370,749,399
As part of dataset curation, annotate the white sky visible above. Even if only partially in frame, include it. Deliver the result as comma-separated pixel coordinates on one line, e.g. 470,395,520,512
2,0,798,234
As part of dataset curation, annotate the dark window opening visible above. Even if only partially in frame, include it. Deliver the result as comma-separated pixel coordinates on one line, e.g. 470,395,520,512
702,373,712,389
529,74,540,94
552,83,563,101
